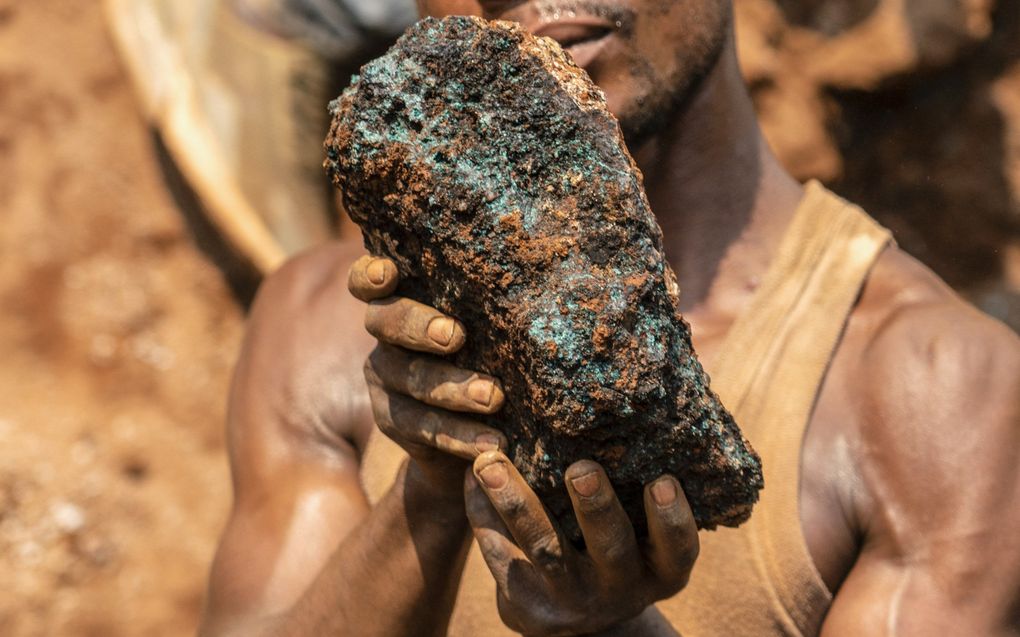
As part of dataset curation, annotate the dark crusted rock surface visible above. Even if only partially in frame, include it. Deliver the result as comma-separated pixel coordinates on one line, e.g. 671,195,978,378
325,15,763,540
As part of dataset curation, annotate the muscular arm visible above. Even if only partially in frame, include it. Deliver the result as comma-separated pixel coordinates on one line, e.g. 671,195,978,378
199,246,483,637
204,441,471,637
823,302,1020,636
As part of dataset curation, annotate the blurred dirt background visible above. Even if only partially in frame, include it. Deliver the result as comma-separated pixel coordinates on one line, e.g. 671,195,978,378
737,0,1020,324
0,1,239,635
1,0,1018,635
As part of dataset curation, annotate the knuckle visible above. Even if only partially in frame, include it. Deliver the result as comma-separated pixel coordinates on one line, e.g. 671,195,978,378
596,532,636,566
660,569,691,595
653,543,696,593
496,597,529,634
386,398,414,431
528,534,565,572
367,301,410,344
417,411,440,446
497,599,560,637
497,494,530,521
400,300,427,334
363,303,384,334
374,414,397,438
363,348,384,381
347,254,370,282
477,533,512,564
362,358,378,385
406,357,430,398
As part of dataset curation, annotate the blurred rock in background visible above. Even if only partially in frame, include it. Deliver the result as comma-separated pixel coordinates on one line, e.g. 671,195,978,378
735,0,1020,330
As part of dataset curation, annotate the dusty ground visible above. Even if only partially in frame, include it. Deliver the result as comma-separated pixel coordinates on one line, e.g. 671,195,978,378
738,0,1020,327
1,0,1019,636
0,1,241,634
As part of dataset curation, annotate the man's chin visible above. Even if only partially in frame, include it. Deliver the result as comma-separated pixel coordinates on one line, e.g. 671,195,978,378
614,88,688,151
613,57,728,150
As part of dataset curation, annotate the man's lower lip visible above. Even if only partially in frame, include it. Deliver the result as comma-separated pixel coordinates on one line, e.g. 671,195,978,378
565,33,611,70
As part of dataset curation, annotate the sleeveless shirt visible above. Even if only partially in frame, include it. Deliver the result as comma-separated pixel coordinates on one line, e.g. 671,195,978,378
359,181,893,636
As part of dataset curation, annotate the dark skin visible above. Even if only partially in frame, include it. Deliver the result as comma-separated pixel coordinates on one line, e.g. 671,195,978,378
200,0,1020,635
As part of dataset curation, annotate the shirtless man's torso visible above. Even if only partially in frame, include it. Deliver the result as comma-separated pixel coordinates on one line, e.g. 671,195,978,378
199,1,1020,635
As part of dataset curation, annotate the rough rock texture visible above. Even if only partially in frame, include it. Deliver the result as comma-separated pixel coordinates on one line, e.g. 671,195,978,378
324,16,763,540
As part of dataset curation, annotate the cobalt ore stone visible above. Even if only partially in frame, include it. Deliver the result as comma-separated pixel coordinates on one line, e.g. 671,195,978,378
324,16,763,541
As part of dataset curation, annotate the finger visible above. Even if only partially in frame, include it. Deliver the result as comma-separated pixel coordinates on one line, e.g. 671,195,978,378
473,451,573,577
367,345,505,415
464,469,530,591
365,297,466,355
348,255,399,302
643,475,699,589
365,381,506,460
564,460,642,579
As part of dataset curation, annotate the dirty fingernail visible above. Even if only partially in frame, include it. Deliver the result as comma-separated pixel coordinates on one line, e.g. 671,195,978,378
651,478,677,507
367,259,388,285
474,433,501,453
468,379,494,407
478,462,508,490
570,471,601,498
427,317,455,346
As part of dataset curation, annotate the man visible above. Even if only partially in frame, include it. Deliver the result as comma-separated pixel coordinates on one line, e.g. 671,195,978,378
199,0,1020,635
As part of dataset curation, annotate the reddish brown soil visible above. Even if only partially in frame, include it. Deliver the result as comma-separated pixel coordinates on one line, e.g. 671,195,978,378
0,1,241,635
1,1,1018,636
738,0,1020,329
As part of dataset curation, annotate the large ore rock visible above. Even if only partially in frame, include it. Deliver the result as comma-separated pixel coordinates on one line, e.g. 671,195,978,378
324,15,763,540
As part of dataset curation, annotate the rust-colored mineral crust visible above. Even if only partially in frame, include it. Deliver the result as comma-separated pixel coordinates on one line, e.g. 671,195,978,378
324,16,763,540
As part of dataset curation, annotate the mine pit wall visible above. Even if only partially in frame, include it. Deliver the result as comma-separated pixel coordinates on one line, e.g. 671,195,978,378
737,0,1020,331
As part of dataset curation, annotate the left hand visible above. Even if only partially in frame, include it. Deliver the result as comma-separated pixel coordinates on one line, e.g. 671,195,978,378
464,451,699,636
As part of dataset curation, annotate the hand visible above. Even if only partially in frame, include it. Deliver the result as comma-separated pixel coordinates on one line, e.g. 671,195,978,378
349,255,509,490
464,452,699,637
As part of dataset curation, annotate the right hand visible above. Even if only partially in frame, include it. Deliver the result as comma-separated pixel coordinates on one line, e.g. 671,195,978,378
348,255,508,490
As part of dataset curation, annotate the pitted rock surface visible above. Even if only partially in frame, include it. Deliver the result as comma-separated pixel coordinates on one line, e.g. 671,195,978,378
325,15,763,540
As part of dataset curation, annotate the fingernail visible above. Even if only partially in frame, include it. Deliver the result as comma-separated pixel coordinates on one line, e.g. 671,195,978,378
427,317,455,346
474,433,501,453
651,478,677,507
467,379,494,407
570,471,601,497
367,259,388,285
478,462,508,490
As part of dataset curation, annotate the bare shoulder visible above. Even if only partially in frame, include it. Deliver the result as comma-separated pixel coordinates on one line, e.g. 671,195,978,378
845,246,1020,557
244,239,378,452
255,239,371,318
817,247,1020,637
856,246,1020,414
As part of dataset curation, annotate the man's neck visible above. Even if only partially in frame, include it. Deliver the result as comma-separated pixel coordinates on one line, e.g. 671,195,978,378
632,42,803,326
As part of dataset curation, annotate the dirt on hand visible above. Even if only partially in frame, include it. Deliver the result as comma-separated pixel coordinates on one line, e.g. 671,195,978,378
326,16,763,543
